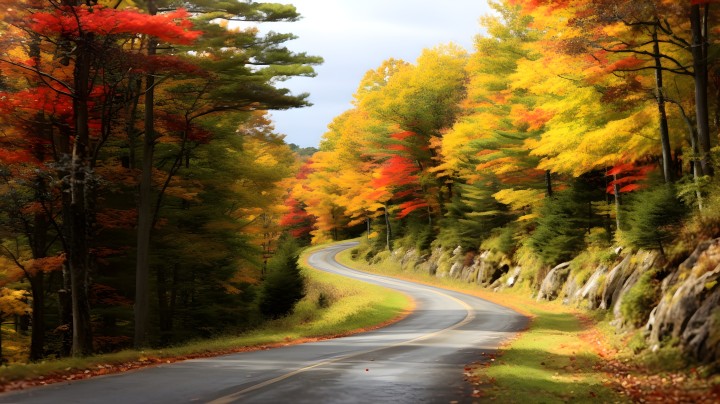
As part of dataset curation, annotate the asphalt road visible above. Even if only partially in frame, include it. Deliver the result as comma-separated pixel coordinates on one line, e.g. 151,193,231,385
0,242,527,404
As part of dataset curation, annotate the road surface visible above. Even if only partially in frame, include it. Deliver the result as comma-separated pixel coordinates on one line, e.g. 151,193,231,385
0,242,527,403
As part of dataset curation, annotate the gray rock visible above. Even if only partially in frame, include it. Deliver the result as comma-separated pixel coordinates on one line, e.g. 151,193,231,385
537,262,571,301
600,254,634,310
506,266,522,288
647,238,720,363
574,264,608,309
449,261,463,279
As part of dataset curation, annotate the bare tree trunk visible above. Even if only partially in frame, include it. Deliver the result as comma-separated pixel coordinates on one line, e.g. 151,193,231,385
384,204,392,251
134,0,159,349
652,25,673,183
690,4,713,176
613,174,621,231
545,170,553,198
66,31,94,357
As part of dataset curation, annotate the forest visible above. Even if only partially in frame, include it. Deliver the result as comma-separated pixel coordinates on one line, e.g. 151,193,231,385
0,0,719,383
0,0,320,362
284,0,720,367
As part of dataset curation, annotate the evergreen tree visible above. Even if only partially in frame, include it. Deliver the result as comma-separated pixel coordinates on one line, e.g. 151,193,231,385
624,185,685,256
528,178,605,266
259,237,305,319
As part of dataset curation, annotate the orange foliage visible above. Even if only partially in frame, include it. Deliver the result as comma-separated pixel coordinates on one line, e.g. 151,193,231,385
28,255,64,274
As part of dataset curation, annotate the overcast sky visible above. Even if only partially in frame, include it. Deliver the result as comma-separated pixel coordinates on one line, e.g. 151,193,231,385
261,1,493,148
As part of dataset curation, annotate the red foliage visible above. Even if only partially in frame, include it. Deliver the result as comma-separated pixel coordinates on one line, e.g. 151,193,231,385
296,160,314,180
30,6,201,45
128,54,208,76
0,149,35,165
279,197,316,239
91,283,133,307
372,155,419,188
396,200,429,219
0,87,73,119
155,113,212,144
390,131,416,141
606,162,654,194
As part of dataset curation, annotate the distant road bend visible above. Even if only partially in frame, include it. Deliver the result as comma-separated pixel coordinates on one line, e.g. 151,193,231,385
0,242,527,404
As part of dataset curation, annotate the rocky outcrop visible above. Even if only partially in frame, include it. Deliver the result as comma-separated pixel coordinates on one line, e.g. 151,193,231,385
647,238,720,363
448,246,464,278
537,262,571,301
474,251,509,286
374,237,720,364
604,252,659,311
571,264,607,309
398,248,421,271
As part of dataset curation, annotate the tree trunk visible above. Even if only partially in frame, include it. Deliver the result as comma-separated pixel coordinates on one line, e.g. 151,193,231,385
135,0,159,349
135,49,157,349
0,318,3,364
58,286,72,357
690,4,713,176
613,174,621,231
545,170,553,198
652,25,673,183
28,273,44,361
384,204,392,251
67,33,94,357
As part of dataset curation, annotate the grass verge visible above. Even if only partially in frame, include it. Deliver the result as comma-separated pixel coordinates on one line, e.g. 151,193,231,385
0,241,411,392
336,247,626,403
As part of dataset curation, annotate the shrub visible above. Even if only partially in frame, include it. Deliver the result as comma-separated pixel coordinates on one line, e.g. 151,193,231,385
481,224,517,256
620,269,659,328
258,237,306,319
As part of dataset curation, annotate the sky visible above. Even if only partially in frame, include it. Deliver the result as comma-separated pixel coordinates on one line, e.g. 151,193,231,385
260,0,493,148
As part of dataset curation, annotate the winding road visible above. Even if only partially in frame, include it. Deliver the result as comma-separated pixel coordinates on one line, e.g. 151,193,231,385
0,242,527,403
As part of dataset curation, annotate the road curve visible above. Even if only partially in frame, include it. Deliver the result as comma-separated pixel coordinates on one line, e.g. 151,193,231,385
0,242,527,404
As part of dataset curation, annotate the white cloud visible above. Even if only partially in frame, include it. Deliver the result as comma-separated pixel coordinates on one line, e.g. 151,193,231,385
261,0,492,147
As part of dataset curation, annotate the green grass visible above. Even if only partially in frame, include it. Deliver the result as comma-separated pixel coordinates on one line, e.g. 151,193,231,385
475,307,624,403
338,243,626,403
0,241,411,386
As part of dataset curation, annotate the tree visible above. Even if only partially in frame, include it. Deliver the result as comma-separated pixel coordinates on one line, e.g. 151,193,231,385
1,0,204,356
0,288,30,363
624,185,685,256
258,237,304,319
130,0,321,348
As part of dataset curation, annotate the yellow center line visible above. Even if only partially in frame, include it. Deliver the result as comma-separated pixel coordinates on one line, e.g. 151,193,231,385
207,247,475,404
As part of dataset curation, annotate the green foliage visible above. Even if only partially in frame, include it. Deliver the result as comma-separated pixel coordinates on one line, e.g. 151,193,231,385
480,224,518,256
528,193,585,266
259,237,306,319
627,331,649,354
437,182,511,250
676,174,712,209
528,177,609,266
624,185,686,253
620,269,659,328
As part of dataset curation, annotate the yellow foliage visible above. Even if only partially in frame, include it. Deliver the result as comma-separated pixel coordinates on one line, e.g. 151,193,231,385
0,288,30,318
492,188,545,211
